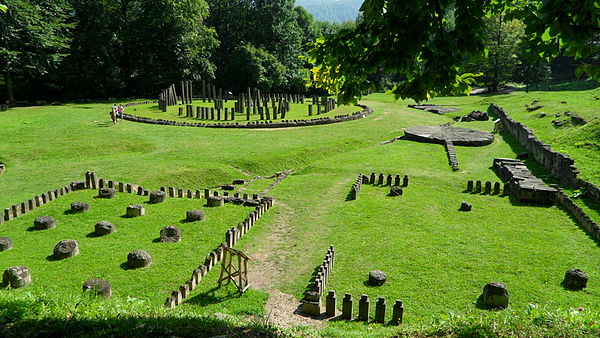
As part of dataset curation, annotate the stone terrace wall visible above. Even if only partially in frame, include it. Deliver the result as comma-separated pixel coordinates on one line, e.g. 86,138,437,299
488,104,600,205
554,186,600,243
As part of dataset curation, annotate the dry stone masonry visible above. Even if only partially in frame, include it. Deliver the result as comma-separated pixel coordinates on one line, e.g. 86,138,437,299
489,104,600,205
493,158,557,204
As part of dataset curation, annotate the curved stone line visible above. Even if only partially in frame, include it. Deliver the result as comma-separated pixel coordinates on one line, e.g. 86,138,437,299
118,105,373,129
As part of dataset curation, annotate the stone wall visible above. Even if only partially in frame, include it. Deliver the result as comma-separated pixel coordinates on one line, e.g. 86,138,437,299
554,187,600,244
488,104,600,205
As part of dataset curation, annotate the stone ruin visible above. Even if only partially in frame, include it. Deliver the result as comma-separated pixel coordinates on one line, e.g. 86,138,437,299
95,221,116,236
34,216,55,230
408,104,460,115
404,125,494,171
149,190,166,204
2,266,32,288
160,225,182,243
70,201,90,213
98,188,115,199
53,240,79,260
83,278,112,299
458,110,489,122
369,270,387,286
127,249,152,268
482,282,509,308
404,125,494,147
0,237,13,252
126,204,145,217
563,268,588,290
493,158,557,204
186,210,205,222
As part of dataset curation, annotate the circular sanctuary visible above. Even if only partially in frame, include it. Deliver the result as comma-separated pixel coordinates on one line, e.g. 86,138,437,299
117,81,372,129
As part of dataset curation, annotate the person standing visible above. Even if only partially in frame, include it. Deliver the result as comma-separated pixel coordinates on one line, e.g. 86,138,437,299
110,104,118,125
117,104,124,122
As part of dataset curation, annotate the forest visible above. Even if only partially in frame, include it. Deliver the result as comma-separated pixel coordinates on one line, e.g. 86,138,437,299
0,0,597,103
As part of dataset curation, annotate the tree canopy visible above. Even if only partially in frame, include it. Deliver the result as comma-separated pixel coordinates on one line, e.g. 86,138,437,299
308,0,600,103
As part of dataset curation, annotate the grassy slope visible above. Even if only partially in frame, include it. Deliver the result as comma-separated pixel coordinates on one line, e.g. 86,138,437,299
1,87,600,336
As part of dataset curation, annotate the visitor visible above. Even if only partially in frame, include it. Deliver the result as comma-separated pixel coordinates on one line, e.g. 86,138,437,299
117,104,124,122
110,104,118,125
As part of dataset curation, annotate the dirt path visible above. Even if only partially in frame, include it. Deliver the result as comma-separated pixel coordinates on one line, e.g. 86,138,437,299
247,201,327,329
245,176,351,329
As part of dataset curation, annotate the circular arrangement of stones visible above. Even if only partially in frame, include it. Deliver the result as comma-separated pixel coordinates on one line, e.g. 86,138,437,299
126,204,145,217
95,221,116,236
403,125,494,146
98,188,115,199
2,266,32,288
83,278,112,299
53,240,79,260
70,201,90,213
186,210,205,222
369,270,387,286
120,105,373,129
149,190,166,204
0,237,13,252
127,249,152,268
34,216,55,230
160,225,182,243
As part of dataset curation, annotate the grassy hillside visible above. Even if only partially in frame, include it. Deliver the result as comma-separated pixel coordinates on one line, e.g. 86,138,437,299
1,85,600,336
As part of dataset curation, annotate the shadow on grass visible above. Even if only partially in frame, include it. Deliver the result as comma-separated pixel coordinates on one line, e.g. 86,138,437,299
85,231,100,238
0,298,272,337
119,262,133,271
555,204,600,248
184,286,242,306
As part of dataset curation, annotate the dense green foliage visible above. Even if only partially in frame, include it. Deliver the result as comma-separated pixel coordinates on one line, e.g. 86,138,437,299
206,0,308,93
309,0,599,103
0,0,73,102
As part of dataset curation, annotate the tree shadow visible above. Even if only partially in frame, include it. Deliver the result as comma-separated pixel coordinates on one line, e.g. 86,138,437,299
0,298,270,337
184,286,241,306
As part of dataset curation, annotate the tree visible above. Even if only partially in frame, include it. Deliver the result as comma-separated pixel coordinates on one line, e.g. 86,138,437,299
207,0,307,93
308,0,600,104
0,0,72,103
462,16,525,92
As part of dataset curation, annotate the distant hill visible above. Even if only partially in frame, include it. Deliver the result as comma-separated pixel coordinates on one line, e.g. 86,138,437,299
296,0,363,23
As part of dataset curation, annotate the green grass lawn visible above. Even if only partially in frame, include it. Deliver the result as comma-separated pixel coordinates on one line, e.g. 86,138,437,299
1,84,600,336
0,189,260,305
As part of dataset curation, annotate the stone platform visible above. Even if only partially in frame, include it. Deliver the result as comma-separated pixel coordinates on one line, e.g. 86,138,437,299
403,125,494,146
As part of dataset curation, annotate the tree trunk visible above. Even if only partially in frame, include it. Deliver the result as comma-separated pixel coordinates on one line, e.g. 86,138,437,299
5,70,14,104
